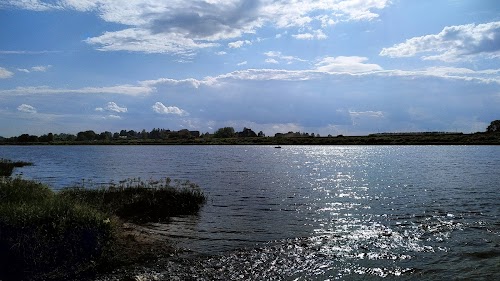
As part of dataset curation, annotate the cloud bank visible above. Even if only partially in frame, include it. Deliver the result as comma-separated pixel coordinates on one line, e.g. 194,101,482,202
380,21,500,62
3,0,391,54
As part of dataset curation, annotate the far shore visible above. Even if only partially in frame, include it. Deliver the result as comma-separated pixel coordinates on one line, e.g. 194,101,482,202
1,132,499,146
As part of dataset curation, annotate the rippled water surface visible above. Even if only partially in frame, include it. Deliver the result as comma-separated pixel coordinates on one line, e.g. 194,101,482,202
1,145,499,280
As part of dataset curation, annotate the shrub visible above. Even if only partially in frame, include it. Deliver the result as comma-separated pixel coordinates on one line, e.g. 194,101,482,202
60,178,207,223
0,178,116,281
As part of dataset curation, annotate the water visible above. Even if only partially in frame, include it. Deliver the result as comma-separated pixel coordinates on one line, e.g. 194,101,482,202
1,145,499,280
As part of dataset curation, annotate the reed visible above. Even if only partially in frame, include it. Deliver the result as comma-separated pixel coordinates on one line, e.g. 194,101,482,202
59,177,206,223
0,177,116,280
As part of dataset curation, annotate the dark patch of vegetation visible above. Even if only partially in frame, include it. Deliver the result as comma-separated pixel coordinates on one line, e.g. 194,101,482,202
487,120,500,133
0,178,115,280
1,120,500,145
0,177,206,280
59,178,206,223
0,159,32,177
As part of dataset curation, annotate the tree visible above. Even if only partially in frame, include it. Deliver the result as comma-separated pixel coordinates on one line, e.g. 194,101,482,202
98,131,113,141
76,130,96,141
238,127,257,137
487,120,500,133
214,127,235,138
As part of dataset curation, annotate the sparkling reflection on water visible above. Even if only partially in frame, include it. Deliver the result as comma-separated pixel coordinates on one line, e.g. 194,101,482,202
1,145,499,279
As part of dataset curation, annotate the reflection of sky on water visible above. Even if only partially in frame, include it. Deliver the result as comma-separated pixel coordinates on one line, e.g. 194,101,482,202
1,145,500,279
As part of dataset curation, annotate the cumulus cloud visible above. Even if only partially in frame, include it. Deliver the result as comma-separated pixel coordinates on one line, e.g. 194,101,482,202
95,102,127,113
152,102,188,116
0,67,14,78
17,104,37,113
6,0,391,54
315,56,383,73
380,21,500,61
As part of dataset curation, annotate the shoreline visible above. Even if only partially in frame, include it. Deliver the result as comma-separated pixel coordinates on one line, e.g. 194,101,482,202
1,132,499,146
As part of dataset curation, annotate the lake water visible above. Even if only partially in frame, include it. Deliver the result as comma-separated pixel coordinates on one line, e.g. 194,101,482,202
1,145,499,280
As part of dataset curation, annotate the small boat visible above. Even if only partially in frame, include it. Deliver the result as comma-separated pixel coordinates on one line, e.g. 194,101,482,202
274,145,282,148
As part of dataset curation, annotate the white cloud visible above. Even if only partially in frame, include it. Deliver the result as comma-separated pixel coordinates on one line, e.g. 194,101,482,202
31,65,52,72
228,40,251,49
106,114,122,120
315,56,383,73
0,0,57,11
152,102,188,116
0,67,14,78
349,110,384,118
17,104,37,113
95,102,127,113
380,21,500,62
0,50,60,55
16,65,52,73
292,29,327,40
6,0,391,54
216,51,227,55
140,77,205,88
263,51,307,64
85,28,218,55
386,67,500,84
0,85,153,96
265,58,279,64
237,61,248,66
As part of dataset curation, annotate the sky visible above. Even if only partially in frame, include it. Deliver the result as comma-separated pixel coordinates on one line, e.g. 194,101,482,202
1,0,499,137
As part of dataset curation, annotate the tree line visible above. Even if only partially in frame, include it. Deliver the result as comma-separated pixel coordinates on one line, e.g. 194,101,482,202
1,120,498,144
0,127,266,143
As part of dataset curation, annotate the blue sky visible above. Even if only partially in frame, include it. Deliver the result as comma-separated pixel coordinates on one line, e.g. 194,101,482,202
1,0,499,137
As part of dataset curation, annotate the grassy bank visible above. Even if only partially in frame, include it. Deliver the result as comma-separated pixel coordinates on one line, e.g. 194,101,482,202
0,159,32,176
0,176,206,280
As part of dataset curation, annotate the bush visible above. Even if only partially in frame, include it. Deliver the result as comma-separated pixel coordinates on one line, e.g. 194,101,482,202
60,178,206,223
0,178,116,281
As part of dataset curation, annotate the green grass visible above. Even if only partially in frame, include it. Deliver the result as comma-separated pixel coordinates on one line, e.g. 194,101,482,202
0,177,206,280
0,177,115,280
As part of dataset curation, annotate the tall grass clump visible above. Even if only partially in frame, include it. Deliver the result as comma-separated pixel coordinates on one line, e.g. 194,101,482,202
0,177,116,281
0,159,32,177
60,178,207,223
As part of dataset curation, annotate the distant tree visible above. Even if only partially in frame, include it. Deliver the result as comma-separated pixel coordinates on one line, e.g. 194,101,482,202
17,134,35,143
98,131,113,141
238,127,257,137
258,131,265,137
76,130,96,141
487,120,500,133
54,133,76,141
214,127,235,138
